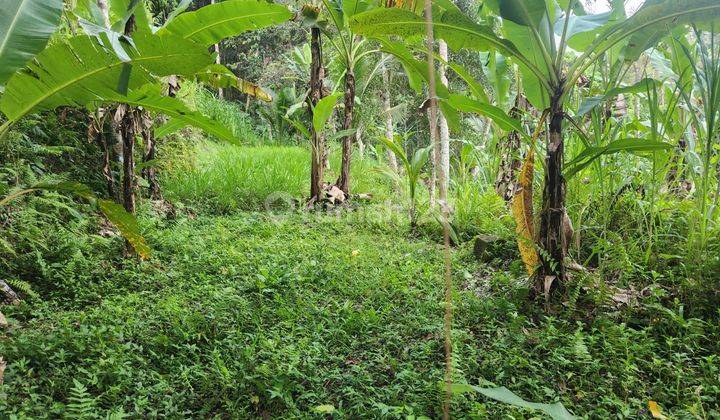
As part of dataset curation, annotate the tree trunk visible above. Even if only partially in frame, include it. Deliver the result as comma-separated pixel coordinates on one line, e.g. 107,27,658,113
336,69,356,195
437,40,450,201
91,111,117,199
495,95,525,201
109,116,124,203
309,27,325,202
141,114,161,200
381,54,398,171
119,105,137,215
538,98,566,296
95,0,119,201
121,15,137,217
427,108,437,208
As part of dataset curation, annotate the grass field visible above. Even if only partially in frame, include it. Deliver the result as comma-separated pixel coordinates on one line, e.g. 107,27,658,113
163,143,390,212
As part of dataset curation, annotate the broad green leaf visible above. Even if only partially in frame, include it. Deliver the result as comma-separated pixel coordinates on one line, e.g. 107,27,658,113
160,0,292,46
447,94,523,133
379,135,409,169
92,0,154,34
313,93,342,134
326,128,358,142
565,138,672,178
73,0,152,32
439,100,461,133
564,0,626,50
350,8,547,86
378,38,449,98
667,30,693,94
500,18,552,109
0,0,63,86
556,0,588,15
577,78,660,116
341,0,370,21
163,0,193,27
76,19,134,62
576,96,605,117
555,11,612,50
410,145,432,175
618,0,720,62
447,62,489,103
578,0,720,75
495,0,548,29
154,118,188,139
473,386,575,420
0,33,211,122
484,52,513,111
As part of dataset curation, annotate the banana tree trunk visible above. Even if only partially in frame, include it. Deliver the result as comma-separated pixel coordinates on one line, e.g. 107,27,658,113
109,117,124,203
119,105,136,215
95,113,117,199
538,99,566,295
141,114,161,200
121,15,137,217
381,54,398,171
495,96,524,201
309,27,325,202
437,40,450,201
336,69,356,195
95,0,119,202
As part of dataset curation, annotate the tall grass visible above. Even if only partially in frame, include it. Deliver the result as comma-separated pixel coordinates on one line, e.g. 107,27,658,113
163,142,389,212
179,83,263,145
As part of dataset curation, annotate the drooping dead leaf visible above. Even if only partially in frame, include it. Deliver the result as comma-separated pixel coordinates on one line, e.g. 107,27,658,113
562,209,574,256
511,148,539,275
0,357,5,385
544,275,555,302
0,311,6,328
648,401,667,419
237,79,272,102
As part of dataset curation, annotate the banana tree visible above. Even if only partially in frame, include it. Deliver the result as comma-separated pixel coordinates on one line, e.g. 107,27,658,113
299,3,332,202
318,0,378,196
0,0,290,253
351,0,720,296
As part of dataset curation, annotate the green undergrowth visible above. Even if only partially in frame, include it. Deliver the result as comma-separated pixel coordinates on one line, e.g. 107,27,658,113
1,207,718,418
162,142,391,213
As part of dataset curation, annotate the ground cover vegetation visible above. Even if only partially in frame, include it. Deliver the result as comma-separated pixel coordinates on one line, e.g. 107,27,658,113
0,0,719,418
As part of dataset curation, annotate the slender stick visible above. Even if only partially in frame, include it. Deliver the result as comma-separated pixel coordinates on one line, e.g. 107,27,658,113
423,3,453,419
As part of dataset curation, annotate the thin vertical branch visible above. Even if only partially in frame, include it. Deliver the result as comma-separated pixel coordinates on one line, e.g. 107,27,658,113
423,3,452,419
